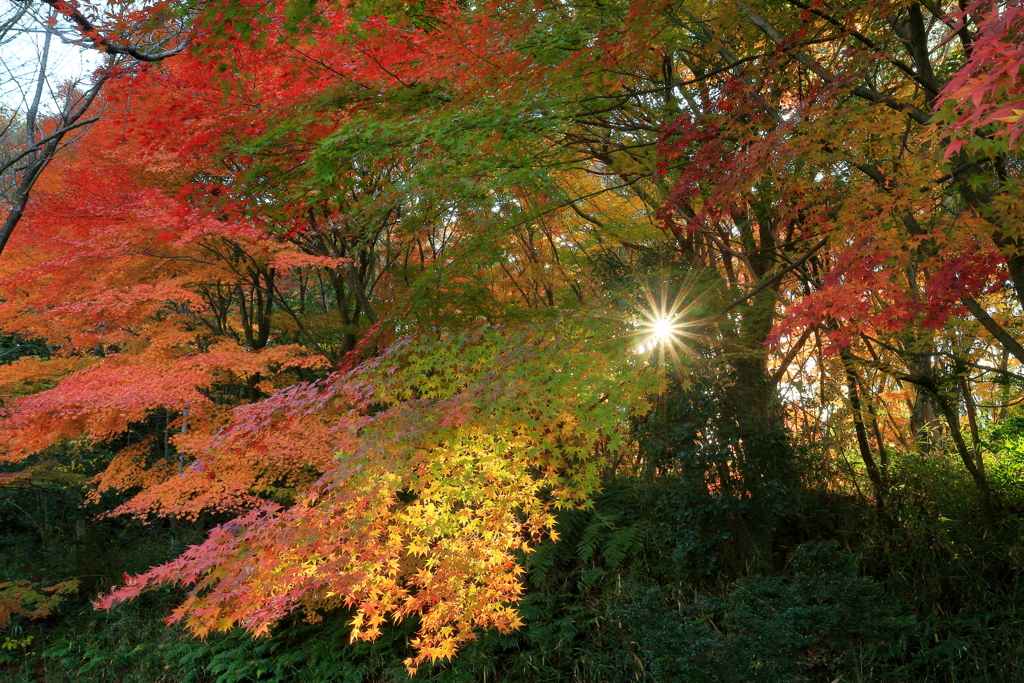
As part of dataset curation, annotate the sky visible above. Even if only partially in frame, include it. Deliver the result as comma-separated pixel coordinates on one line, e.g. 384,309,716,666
0,7,101,114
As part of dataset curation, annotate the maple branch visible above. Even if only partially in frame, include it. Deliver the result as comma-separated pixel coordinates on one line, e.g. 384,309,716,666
353,45,413,88
847,159,1024,362
736,1,932,125
712,237,829,320
0,2,28,37
843,344,1000,512
873,355,992,517
858,334,1024,383
839,351,887,512
137,248,220,268
568,54,767,110
565,199,606,229
0,461,87,489
771,325,815,385
260,270,338,359
673,6,759,88
37,0,186,62
0,116,99,176
345,267,378,323
960,295,1024,367
888,3,943,101
781,0,929,90
0,65,107,257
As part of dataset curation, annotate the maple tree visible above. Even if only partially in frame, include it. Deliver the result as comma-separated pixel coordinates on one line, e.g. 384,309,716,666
2,0,1024,673
0,3,661,660
0,0,185,257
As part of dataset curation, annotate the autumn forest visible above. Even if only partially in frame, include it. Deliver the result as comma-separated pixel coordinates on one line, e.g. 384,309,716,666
1,0,1023,680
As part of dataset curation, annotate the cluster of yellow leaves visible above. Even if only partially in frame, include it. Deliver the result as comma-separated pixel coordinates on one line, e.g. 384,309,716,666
98,313,658,669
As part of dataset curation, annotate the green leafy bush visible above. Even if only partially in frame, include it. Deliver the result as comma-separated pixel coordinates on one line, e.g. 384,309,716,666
615,542,911,683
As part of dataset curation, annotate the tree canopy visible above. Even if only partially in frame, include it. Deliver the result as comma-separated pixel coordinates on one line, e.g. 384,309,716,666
2,0,1024,676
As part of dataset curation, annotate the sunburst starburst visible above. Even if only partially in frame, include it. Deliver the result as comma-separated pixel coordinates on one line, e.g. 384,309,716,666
631,282,703,364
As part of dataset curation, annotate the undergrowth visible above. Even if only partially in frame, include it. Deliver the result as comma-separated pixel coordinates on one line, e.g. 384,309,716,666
5,400,1024,681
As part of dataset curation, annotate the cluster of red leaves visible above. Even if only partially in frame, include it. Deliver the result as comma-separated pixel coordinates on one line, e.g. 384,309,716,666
782,233,1005,351
654,18,1009,352
0,102,332,512
104,0,551,230
939,0,1024,157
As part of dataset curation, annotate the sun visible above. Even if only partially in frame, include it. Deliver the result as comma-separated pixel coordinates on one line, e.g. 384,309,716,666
651,315,678,343
639,311,686,350
629,281,704,362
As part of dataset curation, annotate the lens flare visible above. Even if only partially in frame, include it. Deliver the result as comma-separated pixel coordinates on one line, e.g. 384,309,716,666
651,316,676,343
630,281,704,364
638,311,685,351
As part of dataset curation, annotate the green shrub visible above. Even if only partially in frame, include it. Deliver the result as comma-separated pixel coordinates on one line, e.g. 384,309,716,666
615,542,910,683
